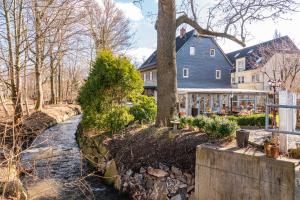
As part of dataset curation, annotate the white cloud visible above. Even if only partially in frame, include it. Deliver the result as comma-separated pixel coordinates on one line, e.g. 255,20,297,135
126,47,155,65
115,2,144,21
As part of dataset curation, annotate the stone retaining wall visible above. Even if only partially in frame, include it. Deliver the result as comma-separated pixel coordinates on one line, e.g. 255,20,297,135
195,145,299,200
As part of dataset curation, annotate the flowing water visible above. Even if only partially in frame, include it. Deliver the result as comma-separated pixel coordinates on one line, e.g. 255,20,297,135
21,115,128,200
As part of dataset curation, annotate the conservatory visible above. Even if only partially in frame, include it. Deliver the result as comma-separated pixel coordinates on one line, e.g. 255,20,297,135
178,88,269,116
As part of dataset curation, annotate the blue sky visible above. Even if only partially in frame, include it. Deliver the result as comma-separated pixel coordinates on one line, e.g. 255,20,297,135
99,0,300,64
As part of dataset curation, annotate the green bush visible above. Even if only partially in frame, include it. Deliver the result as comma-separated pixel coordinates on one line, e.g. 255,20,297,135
130,95,157,124
227,114,271,127
179,116,194,129
204,116,239,138
217,118,239,138
179,117,188,129
203,118,218,138
78,51,143,134
178,115,239,139
193,115,207,131
105,105,134,134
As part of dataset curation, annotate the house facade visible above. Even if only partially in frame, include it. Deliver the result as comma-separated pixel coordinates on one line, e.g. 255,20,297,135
227,36,299,92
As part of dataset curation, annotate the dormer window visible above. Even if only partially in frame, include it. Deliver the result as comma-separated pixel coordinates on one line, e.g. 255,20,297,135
210,49,215,57
236,58,245,72
183,68,189,78
190,47,195,55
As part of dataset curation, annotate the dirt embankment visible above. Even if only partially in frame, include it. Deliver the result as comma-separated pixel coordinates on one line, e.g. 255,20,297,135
78,125,231,200
0,104,81,148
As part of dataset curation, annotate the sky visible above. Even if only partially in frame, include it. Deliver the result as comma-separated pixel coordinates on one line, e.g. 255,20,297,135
98,0,300,65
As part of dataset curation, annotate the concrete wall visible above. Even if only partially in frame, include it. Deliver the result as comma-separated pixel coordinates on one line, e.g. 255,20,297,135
195,145,298,200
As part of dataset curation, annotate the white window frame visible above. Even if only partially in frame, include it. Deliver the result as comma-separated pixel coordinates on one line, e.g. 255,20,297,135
210,49,216,57
238,76,245,83
143,73,146,81
150,71,153,80
216,70,221,79
236,58,245,72
190,47,195,55
183,68,189,78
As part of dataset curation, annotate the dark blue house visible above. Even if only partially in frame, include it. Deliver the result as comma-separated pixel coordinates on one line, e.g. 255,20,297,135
140,29,232,94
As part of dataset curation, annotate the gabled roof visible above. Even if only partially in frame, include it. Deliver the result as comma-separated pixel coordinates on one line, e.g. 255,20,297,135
139,30,195,71
226,36,298,72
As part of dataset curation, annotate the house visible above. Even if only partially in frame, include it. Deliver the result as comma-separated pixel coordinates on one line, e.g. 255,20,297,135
139,28,268,116
139,28,232,97
227,36,299,92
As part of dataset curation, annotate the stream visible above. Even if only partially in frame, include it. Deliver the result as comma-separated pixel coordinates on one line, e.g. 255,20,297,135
21,115,128,200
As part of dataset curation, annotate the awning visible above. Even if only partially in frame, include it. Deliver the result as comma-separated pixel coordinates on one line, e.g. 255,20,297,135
178,88,269,95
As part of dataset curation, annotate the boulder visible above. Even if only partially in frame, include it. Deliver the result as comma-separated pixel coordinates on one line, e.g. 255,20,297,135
171,166,182,177
171,194,183,200
147,167,168,178
148,180,168,200
104,160,119,185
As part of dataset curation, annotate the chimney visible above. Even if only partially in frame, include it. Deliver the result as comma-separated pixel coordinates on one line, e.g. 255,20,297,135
180,27,186,38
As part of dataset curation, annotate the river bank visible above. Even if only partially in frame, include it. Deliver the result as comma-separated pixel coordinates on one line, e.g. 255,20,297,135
77,124,231,200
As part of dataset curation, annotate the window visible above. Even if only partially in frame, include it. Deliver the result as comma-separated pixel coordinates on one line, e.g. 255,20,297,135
236,58,245,72
183,68,189,78
143,73,146,81
216,70,221,79
252,74,260,82
238,76,245,83
150,71,153,80
256,74,260,82
210,49,215,57
252,75,256,82
231,77,235,84
153,71,157,80
190,47,195,55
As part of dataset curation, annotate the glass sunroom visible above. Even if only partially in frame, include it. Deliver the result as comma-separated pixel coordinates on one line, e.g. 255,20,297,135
178,88,269,116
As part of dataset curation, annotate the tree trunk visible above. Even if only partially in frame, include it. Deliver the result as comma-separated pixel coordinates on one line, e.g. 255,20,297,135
0,92,9,116
24,60,30,116
34,0,43,111
155,0,177,127
49,49,55,104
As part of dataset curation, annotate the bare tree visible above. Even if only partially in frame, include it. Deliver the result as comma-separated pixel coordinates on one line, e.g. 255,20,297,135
0,0,28,122
83,0,133,53
154,0,299,126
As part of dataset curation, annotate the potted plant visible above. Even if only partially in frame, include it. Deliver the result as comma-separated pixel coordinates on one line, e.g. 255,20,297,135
264,137,272,157
269,135,279,159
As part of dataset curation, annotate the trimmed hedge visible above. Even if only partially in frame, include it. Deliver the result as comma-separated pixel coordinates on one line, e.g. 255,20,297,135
227,114,272,127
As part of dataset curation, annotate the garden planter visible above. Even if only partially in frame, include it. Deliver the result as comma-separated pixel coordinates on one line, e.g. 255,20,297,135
264,143,272,157
236,129,250,148
270,145,280,159
191,108,198,117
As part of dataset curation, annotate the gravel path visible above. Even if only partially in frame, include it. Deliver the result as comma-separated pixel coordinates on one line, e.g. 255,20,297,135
248,128,300,149
21,115,128,200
